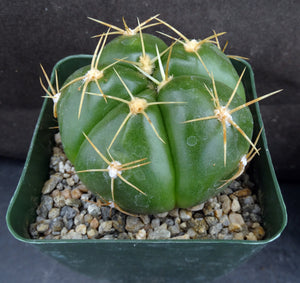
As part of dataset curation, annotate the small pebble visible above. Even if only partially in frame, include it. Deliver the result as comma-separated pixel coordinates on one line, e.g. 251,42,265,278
87,228,99,239
251,223,265,240
233,232,244,240
29,223,39,238
53,195,66,208
218,229,233,240
246,232,257,241
36,196,53,218
219,195,231,214
155,212,168,218
101,235,115,240
37,222,49,233
64,229,83,239
190,218,208,235
214,209,223,219
60,206,77,219
151,218,161,229
67,177,75,187
90,218,99,229
209,223,223,237
126,217,144,233
100,206,111,221
203,203,214,216
168,224,180,236
87,203,101,217
187,228,198,239
205,216,218,227
54,133,62,145
229,213,245,226
139,214,150,225
48,208,60,219
188,203,204,211
71,188,82,199
77,184,88,192
112,220,124,233
98,221,113,234
165,218,174,227
233,188,252,197
51,189,61,198
171,234,190,240
179,222,187,230
229,213,245,232
229,180,241,190
179,209,192,221
74,214,84,226
42,174,63,194
63,217,74,230
84,214,93,224
58,161,65,174
136,229,147,240
61,188,71,199
72,174,80,184
168,208,179,218
81,193,91,202
60,227,68,236
75,224,87,235
148,224,171,240
231,198,241,212
50,217,64,232
240,196,254,206
219,215,230,227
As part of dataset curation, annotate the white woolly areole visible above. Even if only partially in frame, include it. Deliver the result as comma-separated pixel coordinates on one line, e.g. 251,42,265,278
214,106,232,127
123,28,136,36
83,69,103,82
240,155,247,167
184,39,199,52
107,161,122,179
52,92,61,104
108,201,115,208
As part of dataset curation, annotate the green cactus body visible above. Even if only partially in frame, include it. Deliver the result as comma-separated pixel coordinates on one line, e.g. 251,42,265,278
50,19,258,215
158,42,246,100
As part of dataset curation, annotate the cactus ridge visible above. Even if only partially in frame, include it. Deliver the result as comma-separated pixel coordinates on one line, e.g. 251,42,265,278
40,16,282,215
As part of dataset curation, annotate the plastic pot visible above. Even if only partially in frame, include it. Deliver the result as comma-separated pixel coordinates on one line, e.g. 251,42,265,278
6,55,287,282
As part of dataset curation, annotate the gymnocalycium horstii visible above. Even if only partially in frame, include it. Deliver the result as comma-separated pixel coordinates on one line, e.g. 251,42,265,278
40,15,281,215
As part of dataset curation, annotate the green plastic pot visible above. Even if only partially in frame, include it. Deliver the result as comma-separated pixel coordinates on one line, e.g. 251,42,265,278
6,55,287,282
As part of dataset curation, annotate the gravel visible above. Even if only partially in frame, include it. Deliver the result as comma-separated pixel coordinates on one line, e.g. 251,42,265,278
29,132,266,241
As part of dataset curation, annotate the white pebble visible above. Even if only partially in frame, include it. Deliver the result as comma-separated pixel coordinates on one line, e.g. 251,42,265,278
179,209,192,221
75,224,87,235
231,198,241,212
136,229,147,240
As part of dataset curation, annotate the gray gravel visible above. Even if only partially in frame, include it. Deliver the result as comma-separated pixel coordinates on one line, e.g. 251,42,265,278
30,133,265,241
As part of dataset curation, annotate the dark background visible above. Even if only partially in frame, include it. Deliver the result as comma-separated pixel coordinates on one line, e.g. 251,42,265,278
1,1,299,282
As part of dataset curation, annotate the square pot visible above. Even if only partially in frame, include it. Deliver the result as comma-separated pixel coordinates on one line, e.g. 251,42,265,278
6,55,287,282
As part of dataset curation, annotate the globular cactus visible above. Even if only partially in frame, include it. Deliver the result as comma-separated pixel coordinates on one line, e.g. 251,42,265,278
41,16,281,215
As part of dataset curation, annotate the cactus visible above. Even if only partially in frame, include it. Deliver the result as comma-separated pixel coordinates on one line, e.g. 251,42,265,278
40,16,281,215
